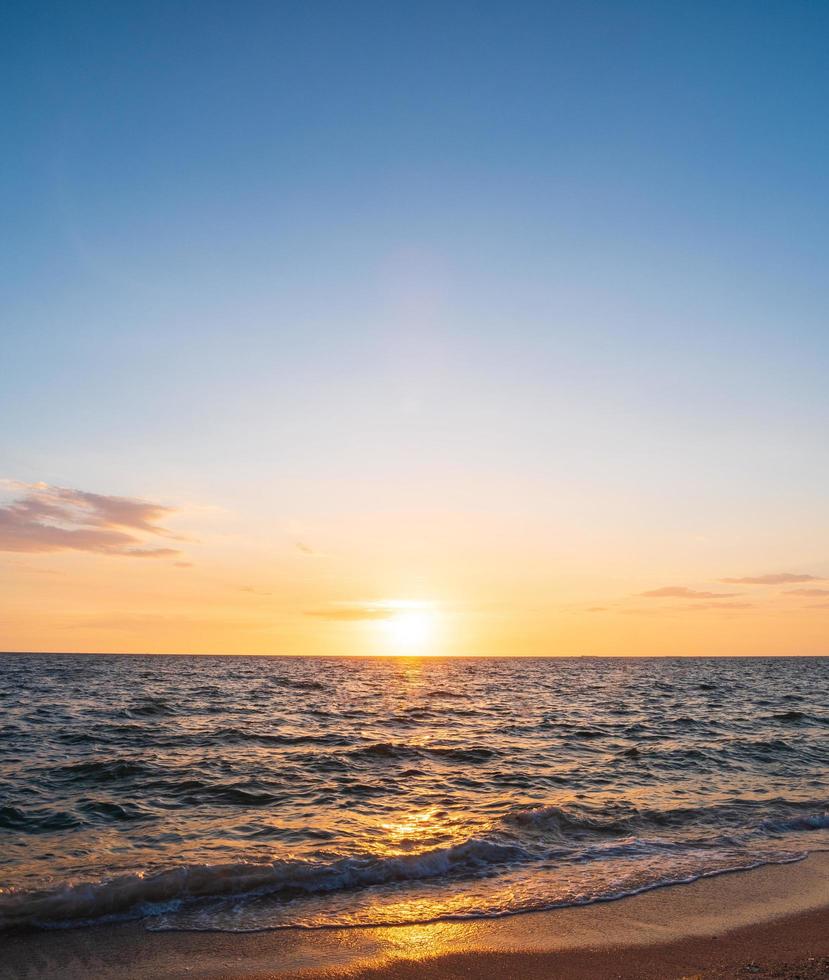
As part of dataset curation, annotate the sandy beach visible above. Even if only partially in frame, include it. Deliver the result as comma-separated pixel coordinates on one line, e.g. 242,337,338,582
2,851,827,980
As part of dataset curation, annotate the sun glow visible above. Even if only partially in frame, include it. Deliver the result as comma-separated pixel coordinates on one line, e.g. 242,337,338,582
376,601,440,655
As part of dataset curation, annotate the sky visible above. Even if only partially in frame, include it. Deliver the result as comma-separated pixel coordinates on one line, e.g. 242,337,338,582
2,1,828,656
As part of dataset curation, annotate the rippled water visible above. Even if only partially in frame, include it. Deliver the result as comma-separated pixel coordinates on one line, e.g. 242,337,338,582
1,654,827,932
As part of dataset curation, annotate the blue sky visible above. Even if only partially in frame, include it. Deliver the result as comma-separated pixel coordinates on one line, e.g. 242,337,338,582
2,2,828,654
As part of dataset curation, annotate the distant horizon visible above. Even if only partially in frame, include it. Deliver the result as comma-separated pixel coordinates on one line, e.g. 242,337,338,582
3,650,827,659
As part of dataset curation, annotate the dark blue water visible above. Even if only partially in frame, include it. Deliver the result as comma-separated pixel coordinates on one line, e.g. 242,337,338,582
1,654,827,931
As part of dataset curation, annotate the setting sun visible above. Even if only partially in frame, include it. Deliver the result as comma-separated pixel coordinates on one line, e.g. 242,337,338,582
375,602,440,655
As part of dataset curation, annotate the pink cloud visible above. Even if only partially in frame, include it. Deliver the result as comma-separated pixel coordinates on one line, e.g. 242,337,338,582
0,481,183,559
641,586,740,599
688,602,754,611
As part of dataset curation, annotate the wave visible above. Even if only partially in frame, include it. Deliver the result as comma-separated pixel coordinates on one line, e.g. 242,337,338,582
0,805,80,833
0,839,527,931
51,758,161,783
501,799,829,843
272,678,327,692
195,728,351,748
121,699,177,719
346,742,496,764
761,812,829,833
3,799,827,932
768,710,828,724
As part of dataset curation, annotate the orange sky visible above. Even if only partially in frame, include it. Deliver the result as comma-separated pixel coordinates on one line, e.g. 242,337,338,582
2,480,827,656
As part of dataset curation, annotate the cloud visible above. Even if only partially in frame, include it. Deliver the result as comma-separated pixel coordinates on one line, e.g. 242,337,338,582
239,586,272,596
720,573,821,585
306,599,434,621
586,606,608,612
641,586,740,599
127,547,180,558
786,588,829,597
688,602,754,611
294,540,328,558
0,481,183,559
305,604,396,622
807,603,829,609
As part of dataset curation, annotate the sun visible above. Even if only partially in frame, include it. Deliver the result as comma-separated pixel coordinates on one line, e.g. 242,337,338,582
383,610,435,651
376,601,440,655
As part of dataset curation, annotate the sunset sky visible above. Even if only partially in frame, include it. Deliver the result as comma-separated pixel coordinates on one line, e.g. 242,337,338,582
3,2,828,656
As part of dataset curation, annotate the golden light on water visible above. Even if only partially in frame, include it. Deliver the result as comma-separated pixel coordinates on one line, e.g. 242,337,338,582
377,807,445,855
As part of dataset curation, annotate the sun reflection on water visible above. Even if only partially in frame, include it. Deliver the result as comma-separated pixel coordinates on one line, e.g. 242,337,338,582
377,807,447,856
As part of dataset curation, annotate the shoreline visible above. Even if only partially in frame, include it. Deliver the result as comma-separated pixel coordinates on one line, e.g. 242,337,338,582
2,851,828,979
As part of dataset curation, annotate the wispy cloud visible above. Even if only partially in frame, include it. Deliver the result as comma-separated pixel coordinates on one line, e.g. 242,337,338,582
305,604,396,621
786,588,829,597
306,599,432,621
123,547,180,558
0,480,183,559
294,540,328,558
688,602,754,611
641,586,740,599
720,573,821,585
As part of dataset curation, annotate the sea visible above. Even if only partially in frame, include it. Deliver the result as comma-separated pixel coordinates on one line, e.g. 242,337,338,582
1,654,827,933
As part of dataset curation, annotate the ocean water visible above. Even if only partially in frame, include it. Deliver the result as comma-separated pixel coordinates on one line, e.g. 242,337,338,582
1,654,827,933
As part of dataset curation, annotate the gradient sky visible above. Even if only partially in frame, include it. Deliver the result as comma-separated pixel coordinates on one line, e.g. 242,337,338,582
3,1,828,656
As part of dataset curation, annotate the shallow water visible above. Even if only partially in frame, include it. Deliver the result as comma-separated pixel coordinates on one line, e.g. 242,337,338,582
0,654,827,931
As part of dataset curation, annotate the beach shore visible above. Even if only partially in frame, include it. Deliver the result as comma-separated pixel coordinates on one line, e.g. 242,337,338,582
3,852,828,980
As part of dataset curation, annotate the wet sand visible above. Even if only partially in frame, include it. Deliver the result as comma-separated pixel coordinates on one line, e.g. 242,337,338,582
2,852,828,979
